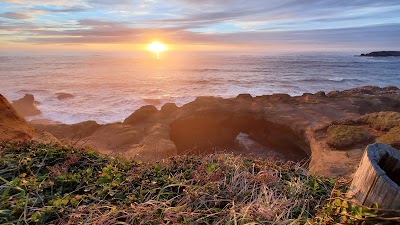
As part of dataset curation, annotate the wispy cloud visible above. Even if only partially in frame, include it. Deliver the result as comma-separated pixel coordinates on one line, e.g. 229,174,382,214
1,0,400,51
0,12,34,20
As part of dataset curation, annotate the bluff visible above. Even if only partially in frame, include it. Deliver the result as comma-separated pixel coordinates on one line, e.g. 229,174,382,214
32,86,400,178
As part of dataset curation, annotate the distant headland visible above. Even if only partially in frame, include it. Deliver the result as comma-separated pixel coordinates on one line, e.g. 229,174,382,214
360,51,400,57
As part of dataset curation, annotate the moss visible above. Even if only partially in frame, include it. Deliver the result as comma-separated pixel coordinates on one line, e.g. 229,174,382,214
376,126,400,149
360,111,400,131
326,125,372,149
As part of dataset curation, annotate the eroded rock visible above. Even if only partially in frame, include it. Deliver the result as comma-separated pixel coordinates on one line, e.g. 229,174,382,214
32,86,400,177
11,94,41,116
0,94,35,141
124,105,158,125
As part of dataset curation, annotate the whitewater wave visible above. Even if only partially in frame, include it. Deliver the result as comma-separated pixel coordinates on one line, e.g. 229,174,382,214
2,54,399,124
299,78,363,83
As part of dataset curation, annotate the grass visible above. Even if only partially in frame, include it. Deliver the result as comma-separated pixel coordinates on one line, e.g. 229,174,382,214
326,125,371,149
360,111,400,131
0,142,398,224
376,126,400,149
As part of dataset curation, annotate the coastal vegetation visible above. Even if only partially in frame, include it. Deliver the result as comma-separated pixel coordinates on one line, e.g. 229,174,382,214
377,126,400,149
1,142,398,224
360,111,400,131
326,125,371,149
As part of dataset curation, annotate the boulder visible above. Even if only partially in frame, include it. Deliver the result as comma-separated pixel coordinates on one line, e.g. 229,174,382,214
11,94,41,116
160,103,178,114
236,94,253,100
314,91,326,97
123,105,158,125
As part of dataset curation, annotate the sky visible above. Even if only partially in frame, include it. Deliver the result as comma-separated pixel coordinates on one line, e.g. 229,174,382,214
1,0,400,53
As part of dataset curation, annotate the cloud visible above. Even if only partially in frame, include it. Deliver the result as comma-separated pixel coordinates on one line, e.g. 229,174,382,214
88,0,133,5
1,0,400,50
15,16,398,50
34,5,88,13
0,12,33,20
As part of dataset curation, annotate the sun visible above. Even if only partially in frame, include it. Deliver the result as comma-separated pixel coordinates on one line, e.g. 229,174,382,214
147,41,168,59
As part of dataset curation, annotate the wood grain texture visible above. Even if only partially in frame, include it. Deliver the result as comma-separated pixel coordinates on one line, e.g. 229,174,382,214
347,143,400,209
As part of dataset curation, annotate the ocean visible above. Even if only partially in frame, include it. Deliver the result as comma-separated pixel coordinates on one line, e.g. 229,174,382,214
1,53,399,124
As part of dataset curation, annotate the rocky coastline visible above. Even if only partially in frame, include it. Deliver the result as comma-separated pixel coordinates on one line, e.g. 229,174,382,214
360,51,400,57
1,86,400,178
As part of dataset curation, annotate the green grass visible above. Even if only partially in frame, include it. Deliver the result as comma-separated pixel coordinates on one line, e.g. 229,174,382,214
360,111,400,131
0,142,397,224
326,125,371,149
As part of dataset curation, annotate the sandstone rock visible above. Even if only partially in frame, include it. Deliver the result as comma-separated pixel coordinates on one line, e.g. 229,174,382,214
33,86,400,178
123,105,158,125
270,93,291,102
0,94,35,141
160,103,178,114
315,91,326,97
236,94,253,100
326,90,341,97
170,109,239,154
385,86,399,91
11,94,41,117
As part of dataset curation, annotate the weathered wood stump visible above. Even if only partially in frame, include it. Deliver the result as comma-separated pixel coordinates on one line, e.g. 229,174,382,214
347,143,400,209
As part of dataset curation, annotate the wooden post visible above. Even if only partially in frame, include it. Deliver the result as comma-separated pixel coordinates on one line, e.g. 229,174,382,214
347,143,400,209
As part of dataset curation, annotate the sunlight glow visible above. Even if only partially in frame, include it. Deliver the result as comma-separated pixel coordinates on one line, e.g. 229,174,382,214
147,41,168,59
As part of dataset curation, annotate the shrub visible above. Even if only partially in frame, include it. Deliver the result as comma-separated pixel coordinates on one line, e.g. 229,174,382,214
326,125,372,149
376,126,400,149
360,111,400,131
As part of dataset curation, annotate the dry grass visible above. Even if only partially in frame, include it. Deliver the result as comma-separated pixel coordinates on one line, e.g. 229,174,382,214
376,126,400,149
360,111,400,131
0,141,338,224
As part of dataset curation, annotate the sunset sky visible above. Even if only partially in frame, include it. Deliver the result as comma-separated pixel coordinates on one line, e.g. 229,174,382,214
1,0,400,53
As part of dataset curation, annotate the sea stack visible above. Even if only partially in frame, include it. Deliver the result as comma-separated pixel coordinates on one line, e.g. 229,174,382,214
11,94,41,117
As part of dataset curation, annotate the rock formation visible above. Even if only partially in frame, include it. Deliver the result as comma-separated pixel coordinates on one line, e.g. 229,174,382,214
32,86,400,177
360,51,400,57
0,94,35,141
11,94,41,116
56,92,74,100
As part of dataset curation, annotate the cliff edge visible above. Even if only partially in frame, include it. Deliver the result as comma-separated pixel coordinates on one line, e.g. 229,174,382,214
0,94,35,141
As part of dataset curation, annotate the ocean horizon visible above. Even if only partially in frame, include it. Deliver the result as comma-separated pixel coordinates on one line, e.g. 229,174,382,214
1,52,399,124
